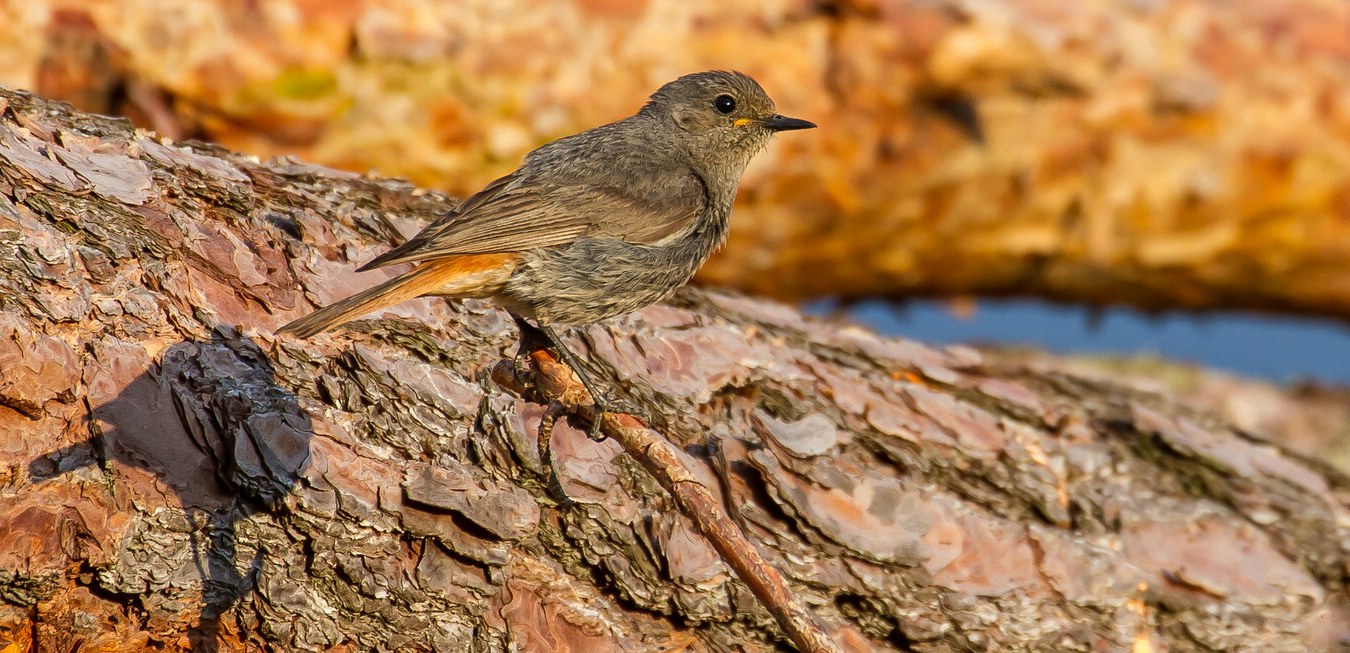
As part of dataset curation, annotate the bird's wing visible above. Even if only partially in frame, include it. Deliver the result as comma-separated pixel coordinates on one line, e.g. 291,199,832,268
358,168,707,271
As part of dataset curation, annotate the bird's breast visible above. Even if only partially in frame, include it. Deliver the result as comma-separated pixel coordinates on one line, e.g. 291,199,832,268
499,212,728,326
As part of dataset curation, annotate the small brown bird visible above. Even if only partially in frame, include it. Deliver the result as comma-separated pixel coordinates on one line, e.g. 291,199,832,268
279,70,814,430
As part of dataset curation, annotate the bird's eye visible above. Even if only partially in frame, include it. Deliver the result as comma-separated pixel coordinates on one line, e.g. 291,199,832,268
713,94,736,114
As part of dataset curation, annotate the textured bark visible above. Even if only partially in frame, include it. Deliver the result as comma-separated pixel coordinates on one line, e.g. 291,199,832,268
989,351,1350,475
1,88,1349,653
7,1,1350,319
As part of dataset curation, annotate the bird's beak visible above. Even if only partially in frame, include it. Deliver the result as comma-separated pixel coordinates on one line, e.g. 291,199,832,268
757,114,817,131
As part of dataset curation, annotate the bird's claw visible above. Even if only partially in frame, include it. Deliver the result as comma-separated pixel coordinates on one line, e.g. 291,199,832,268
535,400,576,505
583,395,648,441
512,350,534,382
537,400,566,445
585,410,606,441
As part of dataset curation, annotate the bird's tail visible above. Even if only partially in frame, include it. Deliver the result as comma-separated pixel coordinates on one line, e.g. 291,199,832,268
276,253,518,339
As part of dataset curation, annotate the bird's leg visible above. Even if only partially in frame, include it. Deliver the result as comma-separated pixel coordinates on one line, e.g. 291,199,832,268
536,324,619,441
508,315,578,504
509,314,627,440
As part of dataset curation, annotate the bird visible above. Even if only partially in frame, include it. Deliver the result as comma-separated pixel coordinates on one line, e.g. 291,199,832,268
278,70,815,433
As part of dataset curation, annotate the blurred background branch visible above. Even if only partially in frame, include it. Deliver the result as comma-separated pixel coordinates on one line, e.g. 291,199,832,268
6,0,1350,319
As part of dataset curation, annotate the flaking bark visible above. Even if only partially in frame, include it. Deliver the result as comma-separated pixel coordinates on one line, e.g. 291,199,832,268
1,88,1348,653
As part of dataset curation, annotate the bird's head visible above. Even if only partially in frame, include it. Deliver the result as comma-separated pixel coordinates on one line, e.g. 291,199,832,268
640,70,815,176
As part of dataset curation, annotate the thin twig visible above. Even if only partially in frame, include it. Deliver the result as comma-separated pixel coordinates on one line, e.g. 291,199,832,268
492,348,844,653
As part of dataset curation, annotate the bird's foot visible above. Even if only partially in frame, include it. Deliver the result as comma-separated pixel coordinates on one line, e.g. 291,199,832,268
535,400,575,506
582,394,648,441
511,349,534,382
536,400,565,444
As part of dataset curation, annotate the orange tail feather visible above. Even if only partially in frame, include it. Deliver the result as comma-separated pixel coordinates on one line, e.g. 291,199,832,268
277,253,517,338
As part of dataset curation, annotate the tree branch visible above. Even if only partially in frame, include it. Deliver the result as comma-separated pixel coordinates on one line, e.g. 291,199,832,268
492,348,843,653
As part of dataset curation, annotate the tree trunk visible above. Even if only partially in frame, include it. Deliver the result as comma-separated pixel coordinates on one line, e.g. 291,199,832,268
0,88,1347,653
